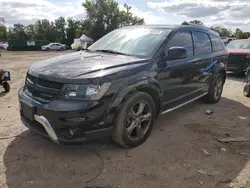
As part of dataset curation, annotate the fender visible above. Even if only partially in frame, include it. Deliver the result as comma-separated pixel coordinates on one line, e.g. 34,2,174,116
106,77,162,114
215,62,226,73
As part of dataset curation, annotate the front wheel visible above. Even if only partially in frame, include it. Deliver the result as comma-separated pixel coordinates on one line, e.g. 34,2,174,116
112,92,156,148
3,82,10,92
46,48,50,51
204,73,224,103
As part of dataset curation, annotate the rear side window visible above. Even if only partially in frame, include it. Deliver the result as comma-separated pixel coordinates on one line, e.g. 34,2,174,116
167,31,194,57
193,31,212,55
210,34,224,51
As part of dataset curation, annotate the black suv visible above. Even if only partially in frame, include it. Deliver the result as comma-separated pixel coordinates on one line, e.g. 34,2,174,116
19,24,228,148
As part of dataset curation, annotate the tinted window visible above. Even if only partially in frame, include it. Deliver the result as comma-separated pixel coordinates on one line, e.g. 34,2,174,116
167,31,193,57
193,31,212,54
210,35,224,51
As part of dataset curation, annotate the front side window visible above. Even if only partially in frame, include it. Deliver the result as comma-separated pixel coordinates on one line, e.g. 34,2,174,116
166,31,194,57
193,31,212,55
88,27,172,58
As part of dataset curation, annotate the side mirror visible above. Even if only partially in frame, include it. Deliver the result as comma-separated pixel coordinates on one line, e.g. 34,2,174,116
167,47,187,60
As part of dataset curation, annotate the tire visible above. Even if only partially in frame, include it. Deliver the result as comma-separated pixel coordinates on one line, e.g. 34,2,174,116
244,84,250,97
60,47,64,51
112,91,156,148
46,48,50,51
204,73,224,103
3,82,10,92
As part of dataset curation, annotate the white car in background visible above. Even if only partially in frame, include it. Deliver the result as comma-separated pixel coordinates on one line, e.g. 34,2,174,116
41,43,66,51
2,42,8,50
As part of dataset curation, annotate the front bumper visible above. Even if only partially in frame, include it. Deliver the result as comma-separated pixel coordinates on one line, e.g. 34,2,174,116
227,59,249,72
19,87,114,144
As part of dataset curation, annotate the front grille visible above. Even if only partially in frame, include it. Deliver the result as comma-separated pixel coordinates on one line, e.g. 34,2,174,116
25,73,63,103
228,54,247,64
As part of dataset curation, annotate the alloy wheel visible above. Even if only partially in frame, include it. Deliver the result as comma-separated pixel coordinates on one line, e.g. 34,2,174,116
214,76,223,100
125,100,152,141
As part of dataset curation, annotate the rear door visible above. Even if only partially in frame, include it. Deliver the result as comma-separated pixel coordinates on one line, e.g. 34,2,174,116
192,31,214,90
50,43,56,50
209,34,228,70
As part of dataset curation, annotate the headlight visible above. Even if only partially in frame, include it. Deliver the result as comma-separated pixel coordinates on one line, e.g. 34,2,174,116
59,82,111,100
246,54,250,59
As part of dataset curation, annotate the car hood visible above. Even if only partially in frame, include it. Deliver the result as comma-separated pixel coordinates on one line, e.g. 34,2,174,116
29,51,149,81
227,49,250,55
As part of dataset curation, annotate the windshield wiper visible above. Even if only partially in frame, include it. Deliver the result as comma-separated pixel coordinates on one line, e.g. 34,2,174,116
94,49,130,56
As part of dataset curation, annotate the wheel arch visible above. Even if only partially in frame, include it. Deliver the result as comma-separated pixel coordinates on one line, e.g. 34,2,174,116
108,78,163,118
216,62,226,83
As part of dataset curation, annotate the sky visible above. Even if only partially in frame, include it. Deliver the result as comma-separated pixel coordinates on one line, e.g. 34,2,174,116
0,0,250,31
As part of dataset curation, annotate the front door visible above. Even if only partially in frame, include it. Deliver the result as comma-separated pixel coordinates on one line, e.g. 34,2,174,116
157,30,201,110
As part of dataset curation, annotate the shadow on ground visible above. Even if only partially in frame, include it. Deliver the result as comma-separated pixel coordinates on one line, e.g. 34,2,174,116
0,91,7,97
3,97,250,188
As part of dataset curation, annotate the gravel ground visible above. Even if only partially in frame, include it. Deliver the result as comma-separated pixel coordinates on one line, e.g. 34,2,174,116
1,51,250,188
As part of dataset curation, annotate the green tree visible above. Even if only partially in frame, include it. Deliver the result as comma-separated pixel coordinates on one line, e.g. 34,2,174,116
0,17,7,40
119,4,144,27
25,24,36,40
211,27,232,37
55,17,66,43
34,19,56,42
66,18,80,46
8,24,27,40
0,25,7,39
82,0,144,40
235,28,244,39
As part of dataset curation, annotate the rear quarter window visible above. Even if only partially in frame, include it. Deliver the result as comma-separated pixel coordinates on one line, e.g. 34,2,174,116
193,31,212,55
210,34,224,51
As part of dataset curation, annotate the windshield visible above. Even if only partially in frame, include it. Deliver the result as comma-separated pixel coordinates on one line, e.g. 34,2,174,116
227,40,250,49
88,27,172,57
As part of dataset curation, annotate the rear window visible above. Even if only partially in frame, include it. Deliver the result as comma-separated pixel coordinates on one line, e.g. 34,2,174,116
193,31,212,55
210,35,224,51
227,40,250,49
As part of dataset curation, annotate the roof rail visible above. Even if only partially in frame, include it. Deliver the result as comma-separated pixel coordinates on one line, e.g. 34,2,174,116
181,22,211,30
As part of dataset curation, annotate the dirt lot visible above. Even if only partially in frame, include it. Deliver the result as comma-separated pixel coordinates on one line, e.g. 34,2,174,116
1,51,250,188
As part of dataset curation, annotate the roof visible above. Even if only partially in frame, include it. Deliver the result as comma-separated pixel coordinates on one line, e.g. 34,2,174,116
121,24,220,37
79,34,93,42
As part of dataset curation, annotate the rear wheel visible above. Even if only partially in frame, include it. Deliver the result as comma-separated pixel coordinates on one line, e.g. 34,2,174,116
244,84,250,97
112,92,156,148
3,82,10,92
204,73,224,103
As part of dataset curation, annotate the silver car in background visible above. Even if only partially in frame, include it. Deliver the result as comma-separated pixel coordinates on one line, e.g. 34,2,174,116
41,43,66,51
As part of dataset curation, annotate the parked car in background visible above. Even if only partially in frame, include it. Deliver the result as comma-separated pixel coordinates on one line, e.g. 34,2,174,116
221,37,236,45
226,39,250,73
2,42,8,50
41,43,66,51
0,42,4,49
19,24,228,148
